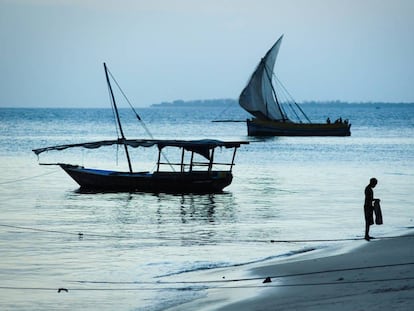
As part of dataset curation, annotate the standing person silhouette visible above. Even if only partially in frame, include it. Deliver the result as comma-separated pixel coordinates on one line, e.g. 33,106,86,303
364,178,378,241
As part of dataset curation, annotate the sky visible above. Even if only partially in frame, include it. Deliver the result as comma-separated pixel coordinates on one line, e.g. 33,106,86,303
1,0,413,108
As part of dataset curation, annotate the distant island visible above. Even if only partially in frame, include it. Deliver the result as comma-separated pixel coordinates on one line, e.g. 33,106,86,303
151,99,237,108
150,99,413,108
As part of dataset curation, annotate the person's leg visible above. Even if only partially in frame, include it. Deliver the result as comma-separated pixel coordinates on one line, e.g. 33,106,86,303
365,221,370,241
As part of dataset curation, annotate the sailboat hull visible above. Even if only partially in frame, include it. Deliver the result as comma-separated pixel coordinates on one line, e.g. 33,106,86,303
60,164,233,193
247,119,351,136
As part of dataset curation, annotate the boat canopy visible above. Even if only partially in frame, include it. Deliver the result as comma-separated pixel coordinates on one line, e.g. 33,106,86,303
33,139,249,160
239,35,289,122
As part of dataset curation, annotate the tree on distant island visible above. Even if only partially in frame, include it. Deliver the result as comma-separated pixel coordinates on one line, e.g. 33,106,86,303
151,99,238,107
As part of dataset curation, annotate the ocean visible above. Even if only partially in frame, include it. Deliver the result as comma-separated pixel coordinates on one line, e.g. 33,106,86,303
0,103,413,310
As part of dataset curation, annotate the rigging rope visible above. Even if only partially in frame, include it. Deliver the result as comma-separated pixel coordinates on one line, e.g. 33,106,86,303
108,83,120,139
1,223,413,244
106,68,152,139
287,103,302,122
106,67,175,171
0,170,59,185
212,100,245,122
273,74,312,123
69,262,414,286
106,83,121,166
2,276,414,292
264,63,288,120
2,265,413,293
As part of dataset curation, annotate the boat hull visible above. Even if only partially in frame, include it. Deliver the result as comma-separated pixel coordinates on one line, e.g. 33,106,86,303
59,164,233,193
247,119,351,136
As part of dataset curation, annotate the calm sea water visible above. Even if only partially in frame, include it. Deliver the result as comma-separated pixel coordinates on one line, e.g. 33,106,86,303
0,103,413,310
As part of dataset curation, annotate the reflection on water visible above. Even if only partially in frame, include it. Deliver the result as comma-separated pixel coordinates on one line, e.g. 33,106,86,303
62,190,238,246
70,190,236,225
178,193,235,224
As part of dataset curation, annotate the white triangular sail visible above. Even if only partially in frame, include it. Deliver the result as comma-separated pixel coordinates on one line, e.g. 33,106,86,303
239,35,288,121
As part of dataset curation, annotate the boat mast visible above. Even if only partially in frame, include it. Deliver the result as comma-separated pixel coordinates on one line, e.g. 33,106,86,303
103,63,133,173
263,62,287,121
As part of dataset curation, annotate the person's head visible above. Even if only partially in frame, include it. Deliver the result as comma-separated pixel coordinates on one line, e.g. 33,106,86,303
369,177,378,188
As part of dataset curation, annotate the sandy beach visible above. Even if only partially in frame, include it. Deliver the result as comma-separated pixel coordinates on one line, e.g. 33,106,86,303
169,233,414,311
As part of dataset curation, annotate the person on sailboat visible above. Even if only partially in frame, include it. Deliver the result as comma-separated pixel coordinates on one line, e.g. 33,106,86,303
364,177,379,241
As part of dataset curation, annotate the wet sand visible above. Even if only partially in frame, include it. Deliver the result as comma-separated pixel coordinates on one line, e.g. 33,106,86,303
169,233,414,310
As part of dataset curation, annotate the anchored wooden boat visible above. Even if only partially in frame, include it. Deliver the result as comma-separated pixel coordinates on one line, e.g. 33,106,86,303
33,139,247,193
239,35,351,136
33,64,248,193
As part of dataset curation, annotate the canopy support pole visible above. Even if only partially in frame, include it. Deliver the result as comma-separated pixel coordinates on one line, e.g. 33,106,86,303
180,148,185,172
230,147,238,172
156,148,161,172
189,152,194,172
208,148,215,172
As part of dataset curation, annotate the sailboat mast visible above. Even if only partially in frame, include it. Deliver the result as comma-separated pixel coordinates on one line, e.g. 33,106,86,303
103,63,133,173
263,63,287,121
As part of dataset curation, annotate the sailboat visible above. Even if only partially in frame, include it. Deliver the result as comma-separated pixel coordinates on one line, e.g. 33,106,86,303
33,63,248,193
239,35,351,136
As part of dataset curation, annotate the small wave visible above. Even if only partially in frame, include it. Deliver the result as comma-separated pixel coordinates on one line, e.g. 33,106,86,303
157,261,231,278
230,247,318,268
384,172,414,176
157,246,317,278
